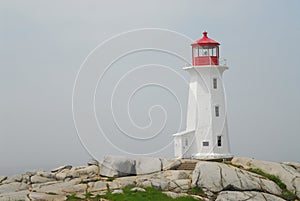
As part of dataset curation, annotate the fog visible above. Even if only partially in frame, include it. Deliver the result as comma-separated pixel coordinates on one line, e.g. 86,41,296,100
1,0,300,175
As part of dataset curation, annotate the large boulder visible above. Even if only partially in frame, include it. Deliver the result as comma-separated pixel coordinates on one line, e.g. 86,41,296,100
135,157,161,175
162,170,191,180
36,171,56,179
68,165,99,178
32,178,82,194
216,191,285,201
135,170,192,193
26,192,67,201
87,159,99,166
163,191,209,201
281,161,300,172
51,165,72,173
0,176,7,183
31,175,55,184
0,182,28,194
0,190,29,201
113,176,137,189
2,175,23,184
232,157,300,198
161,158,182,170
99,156,183,177
88,181,107,192
100,156,136,177
192,162,282,196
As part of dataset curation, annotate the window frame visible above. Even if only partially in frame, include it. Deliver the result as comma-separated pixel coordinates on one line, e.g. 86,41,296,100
215,105,220,117
202,141,209,146
213,78,218,89
217,136,222,147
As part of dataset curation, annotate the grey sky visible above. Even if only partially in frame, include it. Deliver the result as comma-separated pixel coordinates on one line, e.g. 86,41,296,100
1,0,300,175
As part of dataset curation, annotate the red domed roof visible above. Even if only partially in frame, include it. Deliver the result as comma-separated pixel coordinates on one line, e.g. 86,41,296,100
192,31,220,46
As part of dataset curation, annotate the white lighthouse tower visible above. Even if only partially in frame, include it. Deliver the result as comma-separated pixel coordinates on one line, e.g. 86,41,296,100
173,32,233,160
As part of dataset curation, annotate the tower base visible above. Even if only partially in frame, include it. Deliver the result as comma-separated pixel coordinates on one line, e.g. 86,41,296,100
192,153,233,161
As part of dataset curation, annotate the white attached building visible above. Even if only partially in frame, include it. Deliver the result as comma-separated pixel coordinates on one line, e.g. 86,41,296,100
173,32,233,160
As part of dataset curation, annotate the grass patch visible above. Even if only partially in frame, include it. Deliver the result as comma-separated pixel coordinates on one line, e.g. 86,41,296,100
84,192,94,198
248,168,298,201
101,186,200,201
66,187,202,201
107,177,115,182
249,168,286,189
223,161,243,169
187,187,207,197
66,194,81,200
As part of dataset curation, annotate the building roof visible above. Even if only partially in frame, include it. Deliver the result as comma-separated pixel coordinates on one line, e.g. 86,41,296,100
192,31,220,46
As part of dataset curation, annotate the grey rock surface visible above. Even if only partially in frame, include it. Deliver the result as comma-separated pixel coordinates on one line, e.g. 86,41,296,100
232,157,300,198
0,157,299,201
161,158,182,170
216,191,286,201
2,175,22,184
135,157,162,175
130,187,146,192
192,161,282,195
88,159,99,166
0,190,29,201
0,176,7,184
0,182,28,194
27,192,67,201
32,179,82,194
282,161,300,172
163,191,209,201
88,181,107,192
51,165,72,173
111,189,124,194
31,175,55,184
100,156,184,177
100,156,136,177
36,171,56,179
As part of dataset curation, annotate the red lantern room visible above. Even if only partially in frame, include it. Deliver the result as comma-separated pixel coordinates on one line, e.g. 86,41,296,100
191,31,220,66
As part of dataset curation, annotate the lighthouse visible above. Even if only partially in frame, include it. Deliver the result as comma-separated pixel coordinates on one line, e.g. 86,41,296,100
173,32,233,160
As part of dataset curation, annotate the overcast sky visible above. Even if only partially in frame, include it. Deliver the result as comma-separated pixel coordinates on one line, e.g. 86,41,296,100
1,0,300,175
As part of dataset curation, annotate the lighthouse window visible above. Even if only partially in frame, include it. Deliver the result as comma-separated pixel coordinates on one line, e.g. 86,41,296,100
202,141,209,146
217,136,222,147
215,106,220,117
199,47,208,56
208,46,217,56
213,78,217,89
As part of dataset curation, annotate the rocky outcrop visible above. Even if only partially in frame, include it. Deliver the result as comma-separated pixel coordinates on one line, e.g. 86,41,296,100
100,156,181,177
0,190,29,201
282,161,300,173
232,157,300,198
216,191,286,201
0,157,299,201
192,162,282,195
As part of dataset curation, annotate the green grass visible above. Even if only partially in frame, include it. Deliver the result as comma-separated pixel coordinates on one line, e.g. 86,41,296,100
248,168,298,201
107,177,115,182
84,192,94,198
101,186,200,201
187,187,207,197
66,194,81,200
222,161,243,169
66,186,202,201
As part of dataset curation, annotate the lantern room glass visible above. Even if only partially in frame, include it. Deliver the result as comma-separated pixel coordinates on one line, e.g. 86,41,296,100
193,46,218,57
192,45,219,66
